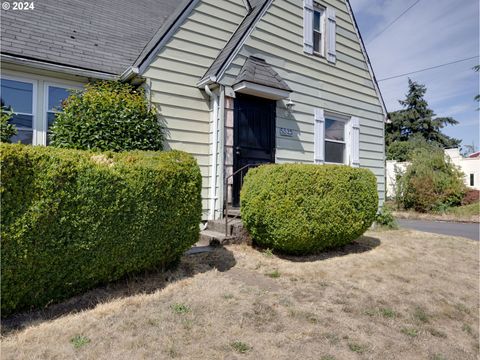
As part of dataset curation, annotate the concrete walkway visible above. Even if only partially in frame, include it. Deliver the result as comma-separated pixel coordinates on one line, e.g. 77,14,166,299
397,219,479,241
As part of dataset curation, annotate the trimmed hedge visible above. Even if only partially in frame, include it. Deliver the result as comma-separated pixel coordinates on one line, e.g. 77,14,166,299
1,144,202,315
241,164,378,254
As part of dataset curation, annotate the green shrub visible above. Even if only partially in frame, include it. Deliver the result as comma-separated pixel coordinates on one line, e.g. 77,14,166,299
240,164,378,254
0,106,17,143
0,144,201,315
386,135,442,162
399,148,465,212
375,207,398,229
50,81,164,151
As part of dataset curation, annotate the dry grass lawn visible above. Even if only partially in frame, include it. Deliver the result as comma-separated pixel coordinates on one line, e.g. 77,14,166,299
391,202,480,223
1,229,479,360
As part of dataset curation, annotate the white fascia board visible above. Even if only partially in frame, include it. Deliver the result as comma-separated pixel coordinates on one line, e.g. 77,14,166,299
233,81,291,100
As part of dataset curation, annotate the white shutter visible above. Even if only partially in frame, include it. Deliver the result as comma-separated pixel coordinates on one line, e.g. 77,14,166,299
314,108,325,163
303,0,314,54
351,116,360,167
326,7,336,63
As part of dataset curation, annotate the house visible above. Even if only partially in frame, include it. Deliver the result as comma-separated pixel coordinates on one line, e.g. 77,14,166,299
386,148,480,199
445,148,480,190
385,160,408,200
1,0,387,220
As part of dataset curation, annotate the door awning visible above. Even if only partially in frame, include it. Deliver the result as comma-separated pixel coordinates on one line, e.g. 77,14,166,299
232,56,292,100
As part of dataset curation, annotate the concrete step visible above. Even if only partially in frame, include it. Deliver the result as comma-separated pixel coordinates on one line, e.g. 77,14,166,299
225,208,241,218
186,245,215,255
195,234,212,247
207,218,243,235
199,229,228,246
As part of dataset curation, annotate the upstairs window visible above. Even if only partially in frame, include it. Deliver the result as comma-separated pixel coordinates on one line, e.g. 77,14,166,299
303,1,336,63
313,6,325,55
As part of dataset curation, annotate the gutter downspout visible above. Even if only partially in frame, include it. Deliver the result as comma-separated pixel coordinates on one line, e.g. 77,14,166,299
205,85,219,220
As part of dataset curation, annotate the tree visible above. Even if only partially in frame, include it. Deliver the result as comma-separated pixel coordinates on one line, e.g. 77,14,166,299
0,105,17,143
50,81,164,152
386,79,461,160
398,147,465,212
386,134,441,162
461,142,477,157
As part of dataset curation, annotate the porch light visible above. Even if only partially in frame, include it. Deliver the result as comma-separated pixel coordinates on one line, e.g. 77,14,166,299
286,98,295,109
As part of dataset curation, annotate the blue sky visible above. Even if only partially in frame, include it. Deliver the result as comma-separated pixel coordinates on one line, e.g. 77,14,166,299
349,0,480,151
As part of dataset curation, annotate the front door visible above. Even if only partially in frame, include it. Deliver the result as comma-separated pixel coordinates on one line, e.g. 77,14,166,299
232,94,276,207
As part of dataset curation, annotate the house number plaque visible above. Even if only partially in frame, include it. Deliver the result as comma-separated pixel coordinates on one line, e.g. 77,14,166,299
279,127,294,137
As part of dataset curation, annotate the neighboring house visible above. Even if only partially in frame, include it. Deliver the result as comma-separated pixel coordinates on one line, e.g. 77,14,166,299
385,160,408,200
386,148,480,199
1,0,387,220
445,148,480,190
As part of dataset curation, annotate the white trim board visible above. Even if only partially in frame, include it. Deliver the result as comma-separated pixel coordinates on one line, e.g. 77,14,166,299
233,81,291,100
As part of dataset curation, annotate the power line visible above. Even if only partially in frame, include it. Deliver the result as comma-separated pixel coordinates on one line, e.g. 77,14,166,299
377,56,479,82
368,0,422,44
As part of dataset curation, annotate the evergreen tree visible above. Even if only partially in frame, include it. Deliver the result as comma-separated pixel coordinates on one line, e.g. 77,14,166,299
386,79,461,157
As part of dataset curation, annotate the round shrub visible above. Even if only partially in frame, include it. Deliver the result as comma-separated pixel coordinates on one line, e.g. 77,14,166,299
1,144,201,315
50,81,164,151
240,164,378,254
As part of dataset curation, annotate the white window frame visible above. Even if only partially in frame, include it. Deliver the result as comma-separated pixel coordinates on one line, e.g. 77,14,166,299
313,5,326,57
2,70,86,146
324,113,350,165
1,74,38,145
43,81,83,145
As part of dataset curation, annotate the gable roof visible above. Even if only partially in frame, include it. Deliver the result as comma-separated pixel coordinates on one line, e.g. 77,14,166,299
1,0,187,76
234,56,292,91
197,0,387,118
344,0,388,117
198,0,272,86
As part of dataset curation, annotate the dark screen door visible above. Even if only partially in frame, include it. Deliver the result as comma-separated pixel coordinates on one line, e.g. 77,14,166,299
232,94,276,206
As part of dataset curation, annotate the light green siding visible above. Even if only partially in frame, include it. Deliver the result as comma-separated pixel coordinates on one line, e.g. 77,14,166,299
221,0,386,202
142,0,247,218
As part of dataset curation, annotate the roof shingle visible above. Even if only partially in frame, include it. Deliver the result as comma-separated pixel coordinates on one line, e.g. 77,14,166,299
1,0,184,75
234,56,292,91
